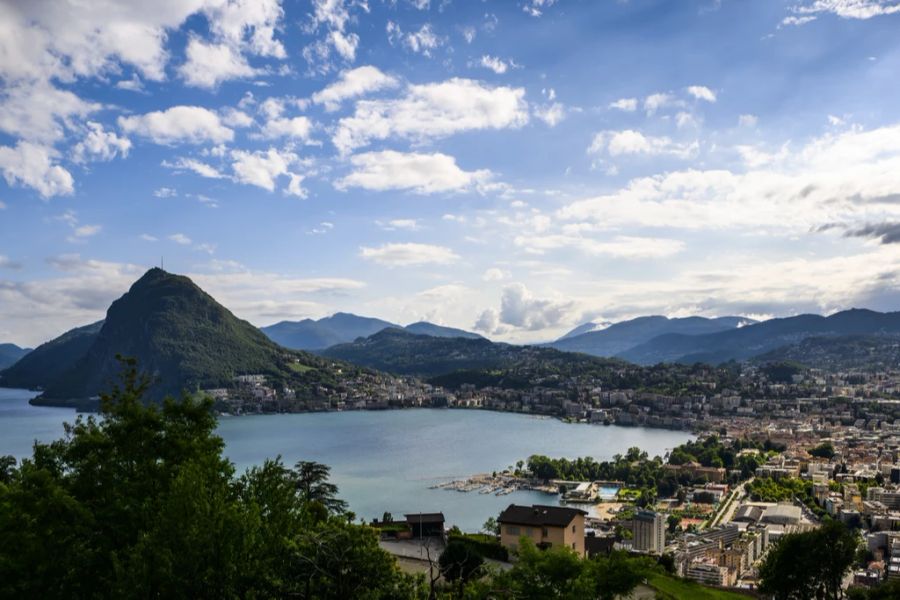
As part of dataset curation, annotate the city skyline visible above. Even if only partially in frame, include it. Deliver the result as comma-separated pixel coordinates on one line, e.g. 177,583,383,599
3,0,900,347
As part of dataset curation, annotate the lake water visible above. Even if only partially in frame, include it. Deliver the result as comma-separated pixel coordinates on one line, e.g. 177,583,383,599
0,388,692,531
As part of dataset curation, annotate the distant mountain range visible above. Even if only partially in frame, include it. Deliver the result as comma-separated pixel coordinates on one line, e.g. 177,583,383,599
0,344,31,371
261,314,482,350
614,309,900,365
547,316,755,358
753,334,900,371
0,269,361,405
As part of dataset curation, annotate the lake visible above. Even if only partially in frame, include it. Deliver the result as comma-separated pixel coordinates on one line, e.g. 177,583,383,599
0,387,692,531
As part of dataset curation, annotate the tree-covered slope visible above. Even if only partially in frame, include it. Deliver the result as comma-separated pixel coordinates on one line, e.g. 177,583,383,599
35,268,350,403
754,334,900,371
0,321,103,389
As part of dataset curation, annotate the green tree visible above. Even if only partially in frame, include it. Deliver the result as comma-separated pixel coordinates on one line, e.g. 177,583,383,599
292,460,349,514
759,520,857,600
439,540,484,596
482,516,500,535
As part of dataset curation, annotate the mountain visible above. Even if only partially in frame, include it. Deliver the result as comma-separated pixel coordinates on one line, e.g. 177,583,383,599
262,313,398,350
0,344,31,370
557,321,612,341
547,316,754,357
403,321,484,340
754,334,900,371
618,309,900,365
0,321,103,389
320,327,616,378
16,269,353,405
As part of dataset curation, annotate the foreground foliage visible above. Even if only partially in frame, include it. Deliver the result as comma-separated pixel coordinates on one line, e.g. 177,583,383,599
0,359,419,599
758,520,858,600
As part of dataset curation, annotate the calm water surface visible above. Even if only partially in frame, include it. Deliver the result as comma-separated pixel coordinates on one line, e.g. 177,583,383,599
0,388,692,531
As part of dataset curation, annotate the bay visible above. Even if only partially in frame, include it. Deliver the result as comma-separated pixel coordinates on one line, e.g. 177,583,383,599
0,388,692,531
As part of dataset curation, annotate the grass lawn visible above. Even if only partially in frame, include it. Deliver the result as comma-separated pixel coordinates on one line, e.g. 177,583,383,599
288,362,316,373
647,573,757,600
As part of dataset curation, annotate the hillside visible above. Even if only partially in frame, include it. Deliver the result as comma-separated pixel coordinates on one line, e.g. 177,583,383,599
0,321,103,389
403,321,484,339
0,343,30,371
21,269,358,405
262,313,397,350
619,309,900,365
547,316,753,357
754,334,900,371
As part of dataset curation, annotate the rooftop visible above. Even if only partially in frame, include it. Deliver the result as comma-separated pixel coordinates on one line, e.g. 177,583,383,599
498,504,587,528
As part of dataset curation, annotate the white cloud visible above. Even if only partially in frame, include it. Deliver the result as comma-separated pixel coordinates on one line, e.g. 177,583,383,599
359,242,460,266
789,0,900,20
686,85,717,102
0,142,74,197
72,122,131,163
153,187,178,198
140,234,158,241
162,157,225,179
333,78,529,154
588,130,699,159
230,147,301,192
387,22,443,56
644,92,678,115
179,37,257,89
609,98,638,112
336,151,492,194
0,80,101,144
72,224,102,238
480,55,509,74
535,103,565,127
498,282,573,331
169,233,192,245
377,219,420,231
781,15,818,25
0,255,22,270
303,0,365,71
258,116,314,141
515,233,686,259
482,267,510,282
220,107,254,128
738,114,759,127
119,106,234,145
523,0,558,17
562,122,900,233
311,66,399,111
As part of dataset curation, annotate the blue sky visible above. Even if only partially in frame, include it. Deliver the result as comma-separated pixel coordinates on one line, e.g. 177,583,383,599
3,0,900,347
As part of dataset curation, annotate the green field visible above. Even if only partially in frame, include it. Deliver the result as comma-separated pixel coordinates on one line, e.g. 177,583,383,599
647,573,756,600
288,362,316,373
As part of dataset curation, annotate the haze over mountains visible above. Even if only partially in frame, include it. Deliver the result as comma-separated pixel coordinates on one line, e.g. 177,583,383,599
260,314,483,351
0,344,30,371
4,267,900,406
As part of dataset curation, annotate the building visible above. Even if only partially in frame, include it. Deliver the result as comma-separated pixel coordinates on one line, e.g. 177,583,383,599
404,513,445,538
498,504,587,556
760,503,802,526
632,510,666,554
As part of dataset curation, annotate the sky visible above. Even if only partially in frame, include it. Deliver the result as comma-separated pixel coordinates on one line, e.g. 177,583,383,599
2,0,900,348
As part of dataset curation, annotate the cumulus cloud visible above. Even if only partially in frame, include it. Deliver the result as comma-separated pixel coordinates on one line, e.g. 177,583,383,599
643,92,679,115
72,122,131,163
169,233,192,245
333,78,529,154
482,267,510,282
302,0,364,71
359,242,460,266
119,106,234,145
479,55,510,74
230,148,297,191
609,98,638,112
258,116,314,141
336,151,492,194
686,85,717,102
377,218,420,231
0,142,74,197
179,38,257,89
738,114,759,127
562,122,900,233
588,130,699,159
311,66,399,111
498,283,574,331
